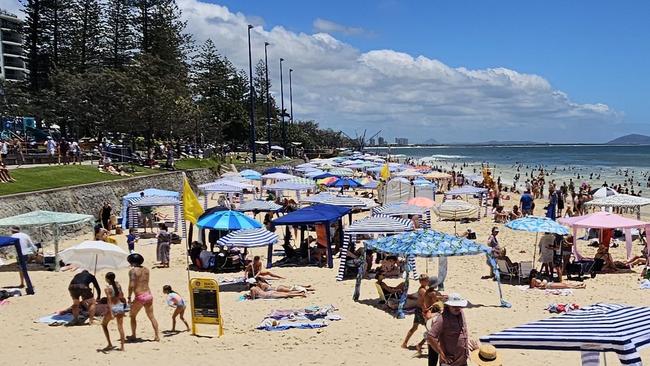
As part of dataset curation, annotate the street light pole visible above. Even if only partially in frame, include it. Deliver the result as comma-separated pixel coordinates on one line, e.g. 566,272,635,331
264,42,271,154
279,58,286,153
289,68,293,124
247,24,257,162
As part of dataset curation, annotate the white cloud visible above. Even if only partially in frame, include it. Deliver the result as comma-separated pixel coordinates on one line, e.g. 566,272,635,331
312,18,367,36
178,0,622,143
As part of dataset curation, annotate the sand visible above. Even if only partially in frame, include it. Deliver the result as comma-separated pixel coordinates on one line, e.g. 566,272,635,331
1,192,648,366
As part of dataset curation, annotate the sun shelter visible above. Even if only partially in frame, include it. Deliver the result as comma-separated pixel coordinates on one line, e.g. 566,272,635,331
585,194,650,220
0,210,94,271
337,215,413,281
354,229,509,318
198,180,254,208
217,228,279,268
261,172,296,181
445,185,488,216
120,188,179,228
481,303,650,366
127,196,185,237
238,200,283,214
558,212,650,261
383,177,413,204
373,203,431,229
0,236,34,294
272,204,351,268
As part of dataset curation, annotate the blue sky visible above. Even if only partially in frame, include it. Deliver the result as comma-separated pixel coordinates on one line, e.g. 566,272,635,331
216,0,650,133
4,0,648,142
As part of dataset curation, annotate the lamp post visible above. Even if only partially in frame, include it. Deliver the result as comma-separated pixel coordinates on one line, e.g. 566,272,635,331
289,68,293,124
247,24,256,162
279,58,286,152
264,42,271,153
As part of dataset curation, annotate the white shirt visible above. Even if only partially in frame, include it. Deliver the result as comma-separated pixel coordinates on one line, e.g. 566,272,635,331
46,140,57,152
11,232,37,255
70,141,79,152
0,142,7,154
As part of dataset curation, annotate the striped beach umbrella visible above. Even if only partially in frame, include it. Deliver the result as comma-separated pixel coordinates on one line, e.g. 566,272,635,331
432,200,479,220
196,210,262,230
237,200,283,212
321,195,366,207
329,168,354,177
481,303,650,366
505,216,569,234
217,228,278,248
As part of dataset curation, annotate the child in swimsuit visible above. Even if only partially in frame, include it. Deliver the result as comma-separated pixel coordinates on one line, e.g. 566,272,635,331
163,285,190,332
102,272,126,351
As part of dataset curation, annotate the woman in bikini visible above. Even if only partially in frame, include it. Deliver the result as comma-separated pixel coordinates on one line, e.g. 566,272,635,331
102,272,126,351
245,255,284,280
528,269,585,289
127,253,160,342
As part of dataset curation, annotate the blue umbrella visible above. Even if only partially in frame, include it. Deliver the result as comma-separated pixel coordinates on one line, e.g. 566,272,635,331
263,167,288,174
328,177,362,188
239,169,262,180
505,216,569,234
366,229,491,257
196,210,262,230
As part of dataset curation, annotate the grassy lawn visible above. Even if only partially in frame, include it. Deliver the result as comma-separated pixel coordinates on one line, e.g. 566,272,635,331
0,165,160,196
174,158,221,170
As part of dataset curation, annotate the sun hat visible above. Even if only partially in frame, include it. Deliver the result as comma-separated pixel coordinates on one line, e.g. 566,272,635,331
444,292,468,307
127,253,144,266
470,344,501,366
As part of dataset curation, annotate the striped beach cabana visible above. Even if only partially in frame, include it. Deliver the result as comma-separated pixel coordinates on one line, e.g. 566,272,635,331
127,196,185,237
336,215,413,281
481,303,650,366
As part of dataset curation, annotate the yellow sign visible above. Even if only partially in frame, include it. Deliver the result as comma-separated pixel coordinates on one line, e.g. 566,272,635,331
189,278,223,336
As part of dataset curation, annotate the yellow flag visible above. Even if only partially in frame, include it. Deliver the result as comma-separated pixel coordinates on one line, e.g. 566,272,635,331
380,163,391,180
182,174,204,225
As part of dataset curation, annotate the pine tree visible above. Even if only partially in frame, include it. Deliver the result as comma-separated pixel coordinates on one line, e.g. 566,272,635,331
67,0,103,70
40,0,73,69
104,0,135,68
22,0,49,92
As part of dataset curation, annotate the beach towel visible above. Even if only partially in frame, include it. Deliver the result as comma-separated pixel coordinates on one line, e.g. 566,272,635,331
257,305,341,331
640,279,650,289
516,286,574,296
546,303,580,314
36,314,78,326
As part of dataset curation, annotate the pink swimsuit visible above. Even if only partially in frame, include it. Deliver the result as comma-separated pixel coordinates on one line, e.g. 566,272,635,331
135,291,153,305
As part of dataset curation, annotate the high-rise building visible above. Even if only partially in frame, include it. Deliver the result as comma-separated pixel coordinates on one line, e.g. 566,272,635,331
368,138,375,146
0,11,27,82
377,136,385,146
395,137,409,145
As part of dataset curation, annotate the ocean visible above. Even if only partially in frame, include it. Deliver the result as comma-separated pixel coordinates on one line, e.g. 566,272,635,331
366,145,650,198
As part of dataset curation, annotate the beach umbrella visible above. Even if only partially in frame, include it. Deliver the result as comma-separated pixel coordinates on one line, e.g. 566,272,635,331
239,169,262,180
59,241,129,273
481,303,650,366
329,168,354,177
237,200,283,212
590,186,618,198
295,163,316,169
313,172,337,180
217,228,278,248
262,167,288,174
261,172,297,180
196,210,263,230
321,195,366,208
328,177,363,188
423,171,452,180
505,216,569,263
394,169,423,178
432,200,479,234
264,180,314,191
317,177,338,186
301,192,334,204
407,197,435,208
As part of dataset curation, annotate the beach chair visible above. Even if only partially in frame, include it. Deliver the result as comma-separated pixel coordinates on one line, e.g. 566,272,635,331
517,261,533,284
375,283,399,305
496,259,518,284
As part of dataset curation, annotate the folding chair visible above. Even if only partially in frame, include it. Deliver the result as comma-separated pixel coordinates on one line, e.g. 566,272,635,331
496,259,517,284
517,261,534,284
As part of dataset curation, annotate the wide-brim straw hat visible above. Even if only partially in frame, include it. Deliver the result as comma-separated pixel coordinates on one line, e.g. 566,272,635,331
470,344,502,366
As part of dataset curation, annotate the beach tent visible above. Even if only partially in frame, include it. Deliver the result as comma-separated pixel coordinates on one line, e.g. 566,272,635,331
373,203,430,226
261,172,297,181
127,195,185,237
198,180,255,208
353,229,510,318
0,236,34,294
412,179,436,201
383,177,413,204
120,188,179,228
301,192,335,205
0,210,94,271
559,212,650,261
481,303,650,366
239,169,262,180
263,167,288,174
272,204,351,268
337,215,413,281
217,228,278,268
584,194,650,220
237,200,283,213
329,168,355,177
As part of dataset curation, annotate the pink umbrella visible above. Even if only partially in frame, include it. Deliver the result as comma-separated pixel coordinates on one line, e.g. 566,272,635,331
559,212,649,260
407,197,435,208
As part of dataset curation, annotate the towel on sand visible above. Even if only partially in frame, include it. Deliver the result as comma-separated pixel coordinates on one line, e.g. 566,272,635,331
257,305,341,331
36,314,78,325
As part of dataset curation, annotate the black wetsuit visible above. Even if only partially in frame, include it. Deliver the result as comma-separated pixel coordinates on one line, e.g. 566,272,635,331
68,270,101,300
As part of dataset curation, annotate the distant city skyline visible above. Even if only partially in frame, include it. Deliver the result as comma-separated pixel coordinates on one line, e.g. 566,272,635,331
3,0,649,143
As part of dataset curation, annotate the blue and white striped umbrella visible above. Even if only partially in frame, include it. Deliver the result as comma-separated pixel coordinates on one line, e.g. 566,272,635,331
328,168,354,177
216,228,278,248
481,303,650,366
301,192,334,204
304,170,326,178
237,200,283,212
321,195,366,207
264,180,314,191
346,215,413,234
196,210,262,230
506,216,569,234
373,203,428,216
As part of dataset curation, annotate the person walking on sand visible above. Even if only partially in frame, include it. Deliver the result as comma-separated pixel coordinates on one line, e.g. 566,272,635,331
102,272,126,351
126,253,160,341
163,285,190,332
427,293,472,366
401,274,429,349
